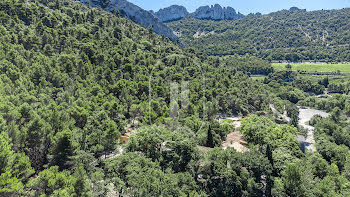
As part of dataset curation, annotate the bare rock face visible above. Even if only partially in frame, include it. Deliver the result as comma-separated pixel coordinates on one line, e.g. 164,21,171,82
289,7,307,12
79,0,178,40
193,4,244,20
155,5,189,22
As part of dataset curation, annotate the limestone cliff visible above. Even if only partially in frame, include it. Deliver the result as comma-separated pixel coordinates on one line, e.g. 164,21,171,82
155,5,189,22
193,4,244,20
79,0,178,40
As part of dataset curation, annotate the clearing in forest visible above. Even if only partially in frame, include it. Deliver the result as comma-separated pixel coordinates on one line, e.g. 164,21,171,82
220,118,248,152
222,131,248,153
198,118,248,153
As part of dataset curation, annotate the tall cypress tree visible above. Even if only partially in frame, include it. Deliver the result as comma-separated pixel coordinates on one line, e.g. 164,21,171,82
207,125,214,148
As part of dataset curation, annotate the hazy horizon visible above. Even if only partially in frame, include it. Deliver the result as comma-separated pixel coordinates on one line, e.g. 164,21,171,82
128,0,350,15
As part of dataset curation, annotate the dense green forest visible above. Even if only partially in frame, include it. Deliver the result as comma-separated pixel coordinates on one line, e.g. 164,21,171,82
167,8,350,62
1,0,350,196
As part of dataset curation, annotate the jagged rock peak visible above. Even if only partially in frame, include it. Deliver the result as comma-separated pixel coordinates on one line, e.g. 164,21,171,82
155,5,189,22
155,4,245,22
289,7,307,12
78,0,178,40
193,4,244,20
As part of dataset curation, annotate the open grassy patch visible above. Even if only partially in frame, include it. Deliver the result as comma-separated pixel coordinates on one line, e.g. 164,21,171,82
272,63,350,73
251,75,267,81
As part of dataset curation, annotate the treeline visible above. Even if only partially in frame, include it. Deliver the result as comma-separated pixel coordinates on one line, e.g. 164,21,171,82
300,94,350,115
328,81,350,94
167,8,350,62
264,71,327,102
222,55,274,75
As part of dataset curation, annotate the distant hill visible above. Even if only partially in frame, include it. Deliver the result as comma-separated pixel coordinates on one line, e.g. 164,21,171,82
167,8,350,62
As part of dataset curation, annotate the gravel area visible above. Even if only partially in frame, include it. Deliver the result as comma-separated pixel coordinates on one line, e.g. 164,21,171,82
298,107,329,152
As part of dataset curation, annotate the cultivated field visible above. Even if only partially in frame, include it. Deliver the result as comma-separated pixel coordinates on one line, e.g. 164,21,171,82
272,63,350,73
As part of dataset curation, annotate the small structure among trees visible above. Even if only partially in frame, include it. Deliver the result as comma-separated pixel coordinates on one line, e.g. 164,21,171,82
120,129,133,144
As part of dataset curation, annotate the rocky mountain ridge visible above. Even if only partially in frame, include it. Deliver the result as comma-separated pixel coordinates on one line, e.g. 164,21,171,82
193,4,244,20
155,4,245,22
79,0,178,40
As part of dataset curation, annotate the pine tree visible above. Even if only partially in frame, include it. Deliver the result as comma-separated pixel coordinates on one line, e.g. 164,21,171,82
74,166,93,197
148,25,153,34
52,130,75,170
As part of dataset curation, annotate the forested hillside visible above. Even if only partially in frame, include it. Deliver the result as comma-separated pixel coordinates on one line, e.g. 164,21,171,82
1,0,350,196
0,0,272,195
168,8,350,62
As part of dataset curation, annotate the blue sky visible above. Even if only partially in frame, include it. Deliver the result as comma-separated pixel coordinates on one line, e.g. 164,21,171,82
128,0,350,14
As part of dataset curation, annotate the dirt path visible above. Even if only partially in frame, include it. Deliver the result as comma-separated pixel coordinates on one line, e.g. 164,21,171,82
298,24,312,41
193,29,215,39
270,104,291,122
99,146,125,161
